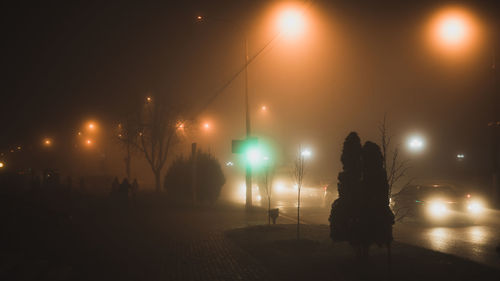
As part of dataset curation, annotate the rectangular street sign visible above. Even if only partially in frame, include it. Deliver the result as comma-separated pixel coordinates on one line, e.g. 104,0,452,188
232,137,258,154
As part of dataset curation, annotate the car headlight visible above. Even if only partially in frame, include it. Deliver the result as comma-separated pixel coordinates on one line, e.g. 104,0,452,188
467,201,483,214
428,201,448,217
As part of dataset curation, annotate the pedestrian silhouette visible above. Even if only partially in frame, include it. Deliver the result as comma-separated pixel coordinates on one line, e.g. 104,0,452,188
131,179,139,199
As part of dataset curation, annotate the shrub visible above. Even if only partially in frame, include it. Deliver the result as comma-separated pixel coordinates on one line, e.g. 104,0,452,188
164,151,225,204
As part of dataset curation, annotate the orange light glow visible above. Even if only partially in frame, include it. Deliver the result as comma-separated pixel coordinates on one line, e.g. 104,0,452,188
86,139,92,145
426,7,481,54
203,123,210,130
196,15,203,21
277,7,306,39
43,138,52,146
146,96,152,103
0,162,4,168
261,105,267,111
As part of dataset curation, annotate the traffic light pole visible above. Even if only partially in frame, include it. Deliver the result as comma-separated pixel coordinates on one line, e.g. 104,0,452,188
245,35,253,210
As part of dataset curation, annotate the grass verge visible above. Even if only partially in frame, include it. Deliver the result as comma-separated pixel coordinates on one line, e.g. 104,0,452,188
226,224,499,281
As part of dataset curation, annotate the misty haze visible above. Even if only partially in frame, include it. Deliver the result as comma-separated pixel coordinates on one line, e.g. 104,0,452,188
1,1,499,280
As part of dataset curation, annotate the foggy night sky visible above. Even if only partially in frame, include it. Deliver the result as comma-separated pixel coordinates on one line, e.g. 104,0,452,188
1,0,499,187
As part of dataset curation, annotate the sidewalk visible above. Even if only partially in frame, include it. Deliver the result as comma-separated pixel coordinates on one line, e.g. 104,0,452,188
0,196,275,281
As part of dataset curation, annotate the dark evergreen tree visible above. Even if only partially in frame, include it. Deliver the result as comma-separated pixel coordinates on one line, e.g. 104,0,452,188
329,134,394,260
329,132,363,242
360,141,394,247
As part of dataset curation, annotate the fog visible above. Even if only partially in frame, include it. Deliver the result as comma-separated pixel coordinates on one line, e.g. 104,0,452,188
1,0,498,194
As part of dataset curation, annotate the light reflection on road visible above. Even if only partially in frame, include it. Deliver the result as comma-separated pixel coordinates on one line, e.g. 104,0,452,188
276,197,500,269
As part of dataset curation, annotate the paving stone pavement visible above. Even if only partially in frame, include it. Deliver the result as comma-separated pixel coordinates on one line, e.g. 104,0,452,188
1,202,274,281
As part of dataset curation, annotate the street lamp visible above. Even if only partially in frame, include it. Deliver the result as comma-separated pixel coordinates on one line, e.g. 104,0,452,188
407,135,425,152
43,138,52,147
427,7,480,54
197,7,306,209
277,8,306,39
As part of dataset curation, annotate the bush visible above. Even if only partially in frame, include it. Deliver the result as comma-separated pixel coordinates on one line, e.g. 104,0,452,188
164,151,225,204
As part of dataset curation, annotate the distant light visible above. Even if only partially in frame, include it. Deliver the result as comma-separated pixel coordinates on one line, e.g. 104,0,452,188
146,96,152,103
43,138,52,146
407,136,425,151
86,139,92,145
0,162,4,168
261,105,267,111
88,123,95,130
456,153,465,160
301,149,311,157
466,194,471,198
467,201,483,214
196,15,203,21
438,16,467,45
277,8,306,38
428,201,448,217
177,122,185,129
275,182,285,193
203,123,210,130
77,131,82,136
226,161,234,167
246,148,261,166
428,7,479,53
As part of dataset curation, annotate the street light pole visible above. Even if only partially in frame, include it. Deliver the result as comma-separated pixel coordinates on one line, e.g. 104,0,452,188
244,35,253,209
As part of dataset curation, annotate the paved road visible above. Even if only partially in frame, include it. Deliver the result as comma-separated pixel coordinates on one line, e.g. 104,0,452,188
275,198,500,269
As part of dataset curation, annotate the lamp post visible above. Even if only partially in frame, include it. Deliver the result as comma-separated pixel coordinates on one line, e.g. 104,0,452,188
196,15,254,208
197,7,306,209
429,6,499,205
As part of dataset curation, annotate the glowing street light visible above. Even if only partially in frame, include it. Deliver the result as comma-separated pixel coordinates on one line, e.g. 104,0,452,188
427,7,480,53
277,8,306,38
301,149,312,157
43,138,52,147
0,161,4,168
203,122,211,130
438,16,468,45
146,96,152,103
261,105,268,112
407,136,425,152
85,139,93,146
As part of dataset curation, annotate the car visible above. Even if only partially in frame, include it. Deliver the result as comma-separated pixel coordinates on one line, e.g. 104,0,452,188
391,184,486,223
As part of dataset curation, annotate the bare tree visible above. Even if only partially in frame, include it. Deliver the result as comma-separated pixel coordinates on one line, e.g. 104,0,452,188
379,114,412,221
379,114,410,197
260,160,274,225
116,115,139,180
292,145,308,240
137,96,183,192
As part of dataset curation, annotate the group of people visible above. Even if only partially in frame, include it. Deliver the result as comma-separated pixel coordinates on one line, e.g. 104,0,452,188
111,177,139,200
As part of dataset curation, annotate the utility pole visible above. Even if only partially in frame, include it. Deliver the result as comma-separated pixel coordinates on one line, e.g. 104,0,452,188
245,35,253,210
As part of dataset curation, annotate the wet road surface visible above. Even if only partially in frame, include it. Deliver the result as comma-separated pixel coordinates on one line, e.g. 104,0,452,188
274,198,500,269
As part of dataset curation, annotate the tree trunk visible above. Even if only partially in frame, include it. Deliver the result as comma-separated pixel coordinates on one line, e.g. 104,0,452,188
125,156,131,180
387,242,392,280
154,170,161,192
297,186,301,240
